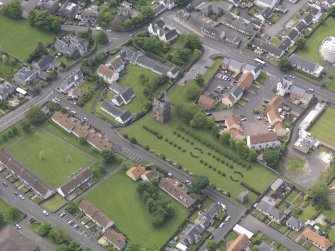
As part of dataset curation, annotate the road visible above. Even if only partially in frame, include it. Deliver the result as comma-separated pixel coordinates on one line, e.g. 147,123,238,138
240,215,307,251
0,177,105,251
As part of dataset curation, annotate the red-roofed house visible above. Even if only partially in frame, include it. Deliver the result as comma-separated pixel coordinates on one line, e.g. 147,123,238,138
274,121,287,136
197,95,216,110
267,108,282,125
104,228,127,250
302,228,332,251
126,164,146,181
246,132,281,150
237,72,254,90
97,65,119,84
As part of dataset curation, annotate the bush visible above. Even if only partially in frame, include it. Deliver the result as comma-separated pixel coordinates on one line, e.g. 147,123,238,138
129,137,137,144
143,126,163,139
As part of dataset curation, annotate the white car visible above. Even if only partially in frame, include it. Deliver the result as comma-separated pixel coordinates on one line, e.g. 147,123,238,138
18,195,24,200
225,216,231,222
42,210,49,216
60,212,66,218
96,26,102,31
15,224,21,229
219,222,225,228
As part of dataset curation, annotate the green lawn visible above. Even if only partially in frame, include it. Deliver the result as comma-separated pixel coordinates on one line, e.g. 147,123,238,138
296,17,335,64
0,61,20,80
323,69,335,93
286,155,305,174
85,171,188,250
7,130,94,187
309,107,335,149
119,64,165,115
40,194,67,213
0,198,23,225
299,203,319,221
0,16,54,61
123,58,276,206
270,37,280,46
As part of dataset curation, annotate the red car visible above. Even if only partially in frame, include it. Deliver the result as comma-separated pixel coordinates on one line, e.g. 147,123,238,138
2,181,8,187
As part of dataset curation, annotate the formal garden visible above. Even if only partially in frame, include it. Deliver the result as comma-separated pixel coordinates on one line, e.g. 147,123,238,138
85,171,188,250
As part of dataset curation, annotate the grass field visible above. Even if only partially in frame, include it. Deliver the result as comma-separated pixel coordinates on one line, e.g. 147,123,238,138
0,61,20,80
0,16,54,61
7,130,94,187
286,155,305,174
41,194,67,213
123,59,276,205
296,17,335,64
309,107,335,149
119,64,164,115
0,198,23,225
85,171,187,250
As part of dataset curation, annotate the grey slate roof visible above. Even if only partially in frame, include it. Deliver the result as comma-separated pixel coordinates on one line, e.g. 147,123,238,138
287,29,299,41
286,216,303,230
256,201,284,221
303,12,314,25
230,86,243,99
201,25,225,40
262,7,273,19
278,38,292,51
120,87,135,103
289,54,318,72
198,202,222,229
154,4,166,16
109,82,125,95
295,21,307,33
252,38,284,58
35,55,55,71
101,101,124,117
119,110,132,124
179,223,204,246
0,82,15,100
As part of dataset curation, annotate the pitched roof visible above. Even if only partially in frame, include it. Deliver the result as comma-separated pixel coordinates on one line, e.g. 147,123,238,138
141,170,160,180
267,96,283,110
289,54,318,72
198,95,216,110
58,167,92,195
258,241,278,251
109,82,125,95
79,200,113,229
287,29,299,41
0,225,38,251
225,115,240,129
286,216,302,230
252,38,284,58
179,223,204,246
36,54,55,70
261,7,273,19
302,228,332,250
159,177,196,208
303,12,314,25
120,88,135,103
295,21,307,33
230,86,243,99
0,151,53,199
104,228,127,250
267,108,281,123
278,38,292,51
229,128,244,139
126,164,146,180
227,234,249,251
256,200,284,221
274,121,286,132
237,72,254,90
97,65,116,79
248,132,278,144
106,57,125,71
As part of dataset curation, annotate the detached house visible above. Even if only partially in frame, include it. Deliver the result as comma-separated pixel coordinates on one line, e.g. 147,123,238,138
196,202,223,229
246,132,281,150
103,229,127,251
197,95,216,110
178,223,204,247
256,200,285,223
55,35,88,58
148,19,178,43
106,57,125,73
289,54,323,78
0,82,15,100
14,67,40,86
227,234,249,251
111,88,135,107
126,164,146,181
97,65,120,84
286,216,303,231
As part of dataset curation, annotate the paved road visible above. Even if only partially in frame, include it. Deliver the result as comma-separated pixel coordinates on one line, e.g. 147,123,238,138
240,215,307,251
0,177,104,251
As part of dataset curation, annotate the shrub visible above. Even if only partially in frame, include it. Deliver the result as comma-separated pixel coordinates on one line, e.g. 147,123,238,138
200,159,203,163
123,133,128,139
143,126,163,139
204,162,208,166
165,138,169,142
182,149,186,152
230,176,239,182
213,167,217,171
161,154,166,160
129,137,137,144
233,171,244,178
221,173,225,177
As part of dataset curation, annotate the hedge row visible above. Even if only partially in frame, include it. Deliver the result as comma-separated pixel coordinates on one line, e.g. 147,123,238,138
241,181,261,196
143,125,163,139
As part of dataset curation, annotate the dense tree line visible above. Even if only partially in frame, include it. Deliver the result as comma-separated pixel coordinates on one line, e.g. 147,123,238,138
28,10,62,33
1,0,22,19
27,42,47,63
122,7,153,29
133,33,169,56
137,181,174,226
189,176,209,194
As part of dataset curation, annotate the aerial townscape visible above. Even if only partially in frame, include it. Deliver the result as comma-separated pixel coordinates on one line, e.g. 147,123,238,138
1,0,335,250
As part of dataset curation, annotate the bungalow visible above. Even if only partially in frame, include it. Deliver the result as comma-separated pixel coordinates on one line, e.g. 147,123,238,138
257,7,273,21
101,101,132,125
289,54,323,78
109,82,125,95
148,19,178,43
34,55,58,71
79,200,114,232
302,12,314,26
0,82,15,100
126,164,146,181
278,38,293,52
0,151,54,200
246,132,281,150
237,72,254,90
227,234,249,251
256,200,285,223
59,69,84,94
159,177,197,208
57,167,93,197
252,38,284,58
286,216,303,231
287,29,299,42
197,95,216,110
97,65,120,84
302,228,332,251
295,21,307,35
104,229,127,251
307,4,322,23
13,67,40,86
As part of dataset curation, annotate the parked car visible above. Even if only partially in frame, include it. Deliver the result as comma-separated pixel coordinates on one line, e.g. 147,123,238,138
14,191,18,196
15,224,21,229
60,212,66,218
42,210,49,216
241,118,247,121
209,235,214,240
308,88,314,92
18,194,24,200
225,216,231,222
219,222,225,228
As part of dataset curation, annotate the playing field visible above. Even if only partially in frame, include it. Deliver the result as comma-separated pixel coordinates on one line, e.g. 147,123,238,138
85,171,188,250
0,16,53,61
309,107,335,149
7,130,94,187
296,17,335,64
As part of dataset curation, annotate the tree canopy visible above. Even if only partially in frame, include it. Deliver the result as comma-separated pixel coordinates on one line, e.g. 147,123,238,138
263,149,281,168
28,10,62,33
1,0,22,19
26,106,46,126
189,176,209,194
278,58,294,72
310,182,330,207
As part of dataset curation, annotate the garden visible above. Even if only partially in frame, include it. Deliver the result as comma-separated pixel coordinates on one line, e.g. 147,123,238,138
295,16,335,64
40,194,67,213
6,129,95,187
0,16,54,61
309,107,335,149
84,171,188,250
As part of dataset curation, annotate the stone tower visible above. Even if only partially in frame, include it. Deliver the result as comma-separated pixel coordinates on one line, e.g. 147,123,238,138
153,93,170,123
